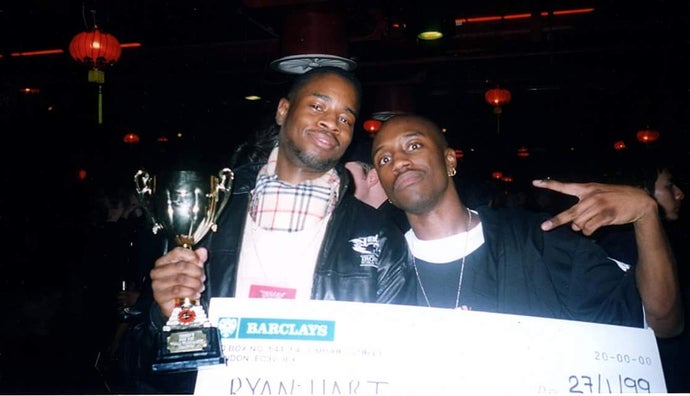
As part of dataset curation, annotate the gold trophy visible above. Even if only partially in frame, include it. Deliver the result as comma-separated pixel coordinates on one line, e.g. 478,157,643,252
134,168,234,373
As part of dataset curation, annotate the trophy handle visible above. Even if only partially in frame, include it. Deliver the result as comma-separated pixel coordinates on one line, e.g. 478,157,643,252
212,168,234,232
133,169,164,234
192,168,234,242
134,169,153,196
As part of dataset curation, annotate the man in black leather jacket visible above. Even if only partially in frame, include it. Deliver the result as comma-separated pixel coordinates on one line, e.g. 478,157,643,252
128,66,417,393
371,114,682,336
200,161,415,304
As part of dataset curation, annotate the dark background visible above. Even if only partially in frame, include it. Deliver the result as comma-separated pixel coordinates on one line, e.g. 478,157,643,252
0,0,688,393
1,0,688,176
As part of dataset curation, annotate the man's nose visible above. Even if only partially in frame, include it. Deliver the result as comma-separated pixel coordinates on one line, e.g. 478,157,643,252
391,153,411,175
317,112,339,131
675,186,685,200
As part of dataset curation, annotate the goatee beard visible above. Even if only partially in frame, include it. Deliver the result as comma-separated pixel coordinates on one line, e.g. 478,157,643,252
284,135,340,172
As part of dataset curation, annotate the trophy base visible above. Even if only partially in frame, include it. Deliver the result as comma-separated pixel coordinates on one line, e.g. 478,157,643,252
152,326,226,373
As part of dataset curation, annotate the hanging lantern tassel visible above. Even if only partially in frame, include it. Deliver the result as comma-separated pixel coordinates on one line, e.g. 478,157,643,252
81,77,107,124
87,69,106,124
495,110,501,135
97,84,103,124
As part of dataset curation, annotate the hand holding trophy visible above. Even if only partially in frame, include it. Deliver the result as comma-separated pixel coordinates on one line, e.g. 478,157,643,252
134,168,234,373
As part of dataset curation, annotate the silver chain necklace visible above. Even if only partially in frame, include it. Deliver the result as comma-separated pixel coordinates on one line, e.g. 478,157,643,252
413,207,472,309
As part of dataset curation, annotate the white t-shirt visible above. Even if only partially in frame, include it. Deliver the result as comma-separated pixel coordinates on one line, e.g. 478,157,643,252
234,212,330,300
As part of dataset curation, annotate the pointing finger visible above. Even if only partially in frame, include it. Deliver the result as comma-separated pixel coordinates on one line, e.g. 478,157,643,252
532,179,587,199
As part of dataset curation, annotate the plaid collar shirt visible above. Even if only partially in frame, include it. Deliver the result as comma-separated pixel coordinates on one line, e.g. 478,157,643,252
249,147,340,232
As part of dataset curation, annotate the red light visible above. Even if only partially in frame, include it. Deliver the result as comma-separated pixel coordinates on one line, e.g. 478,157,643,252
363,119,382,133
485,88,511,107
636,129,660,144
484,87,512,116
516,146,530,157
123,133,140,144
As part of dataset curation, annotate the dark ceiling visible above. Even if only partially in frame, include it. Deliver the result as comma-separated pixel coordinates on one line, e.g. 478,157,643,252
0,0,688,181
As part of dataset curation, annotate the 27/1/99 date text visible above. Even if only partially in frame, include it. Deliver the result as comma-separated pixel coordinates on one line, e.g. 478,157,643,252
569,374,651,393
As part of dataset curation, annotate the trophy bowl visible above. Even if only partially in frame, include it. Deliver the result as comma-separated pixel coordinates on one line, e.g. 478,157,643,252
134,167,234,373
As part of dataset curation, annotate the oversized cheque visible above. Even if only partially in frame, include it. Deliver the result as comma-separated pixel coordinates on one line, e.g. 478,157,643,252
194,298,666,395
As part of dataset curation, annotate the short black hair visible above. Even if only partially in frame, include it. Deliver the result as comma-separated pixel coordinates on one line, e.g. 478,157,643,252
228,66,363,168
602,148,677,193
286,66,363,116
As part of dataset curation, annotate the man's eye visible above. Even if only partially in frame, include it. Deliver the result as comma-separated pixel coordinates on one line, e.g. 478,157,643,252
311,103,323,111
377,156,390,166
338,116,352,126
408,142,421,150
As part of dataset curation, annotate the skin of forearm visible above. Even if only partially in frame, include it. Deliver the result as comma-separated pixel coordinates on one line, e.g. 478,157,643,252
634,212,684,338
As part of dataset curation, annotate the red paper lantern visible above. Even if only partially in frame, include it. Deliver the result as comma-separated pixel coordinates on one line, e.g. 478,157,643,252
454,149,464,159
484,88,511,114
363,119,382,133
491,171,503,179
636,129,660,144
613,140,627,150
123,132,140,144
69,27,122,72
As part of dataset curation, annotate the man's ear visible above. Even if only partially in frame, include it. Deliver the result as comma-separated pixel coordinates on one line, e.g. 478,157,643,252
367,168,380,187
275,98,289,126
444,147,457,169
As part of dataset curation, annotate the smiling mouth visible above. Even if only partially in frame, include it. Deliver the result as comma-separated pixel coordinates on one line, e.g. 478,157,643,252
310,131,338,150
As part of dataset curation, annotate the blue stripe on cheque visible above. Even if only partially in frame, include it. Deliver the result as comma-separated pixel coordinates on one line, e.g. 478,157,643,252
237,317,335,341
